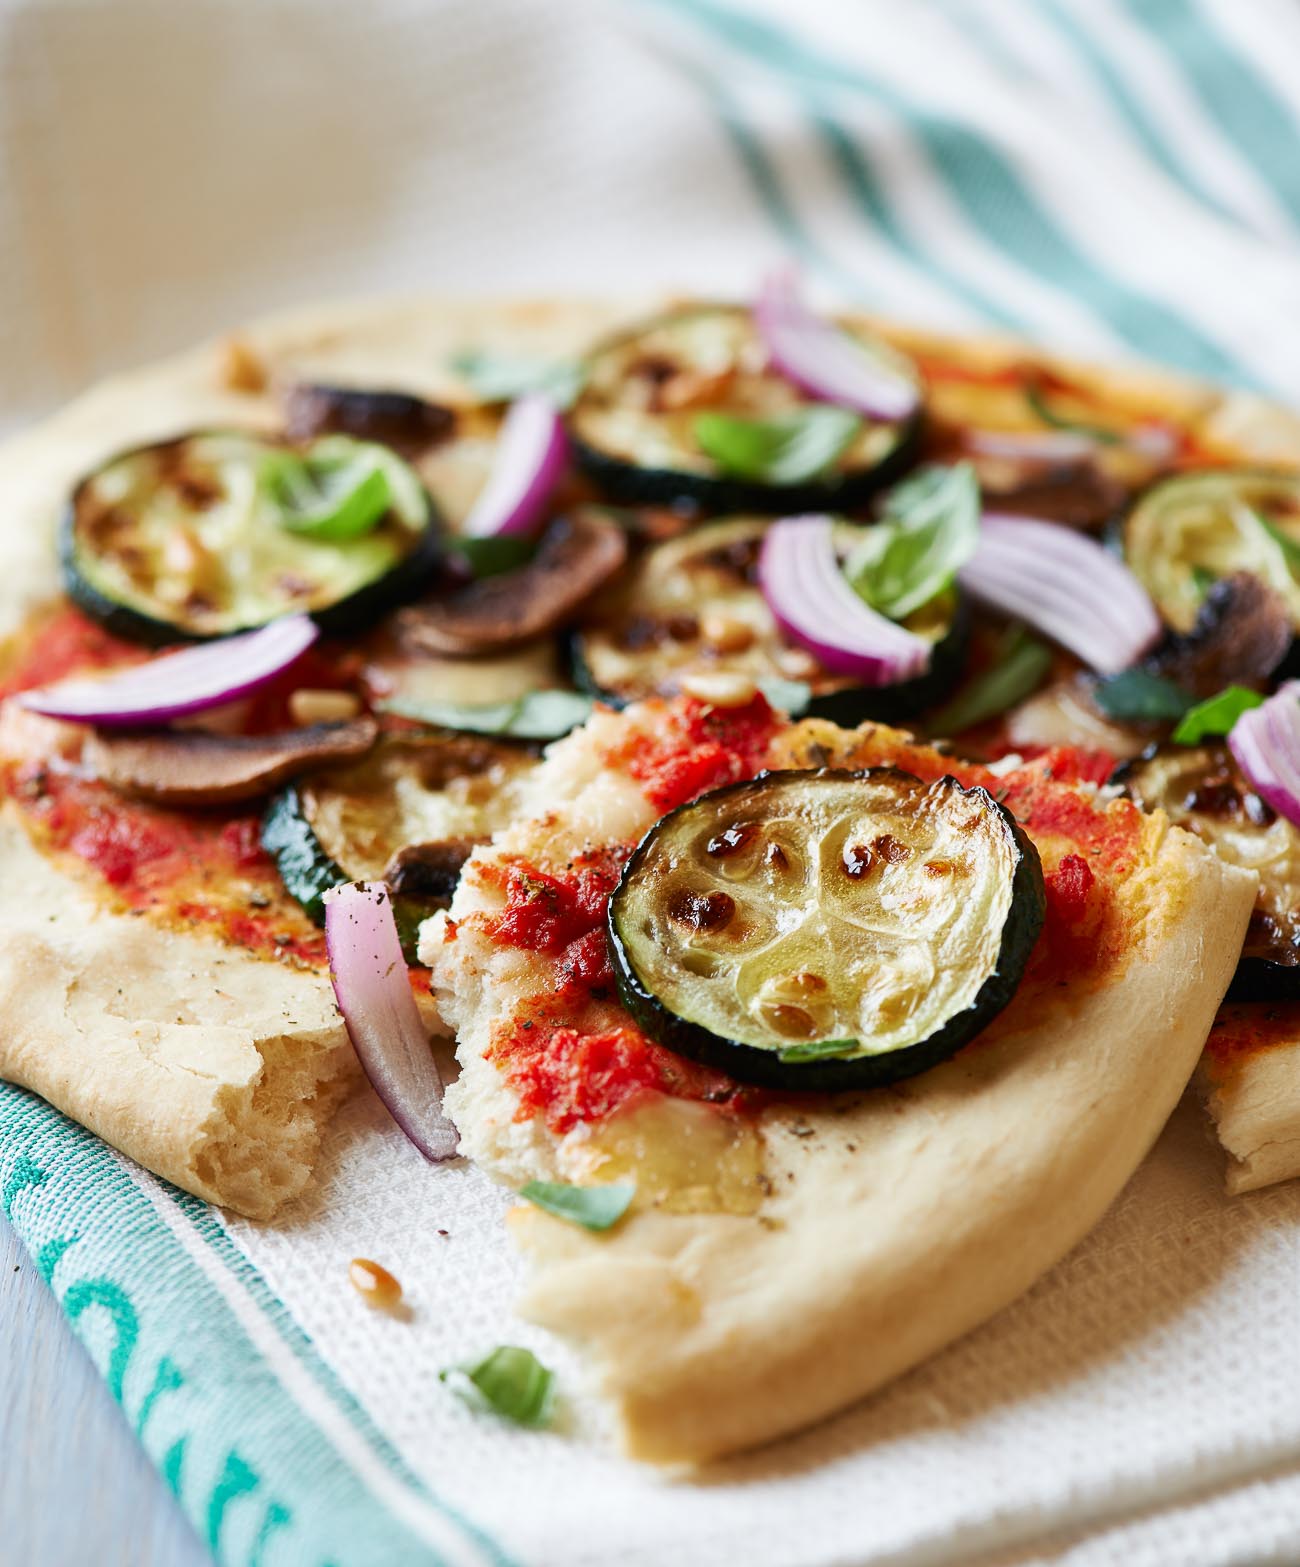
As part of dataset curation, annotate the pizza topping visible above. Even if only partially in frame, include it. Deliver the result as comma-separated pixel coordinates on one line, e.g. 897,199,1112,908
324,880,458,1161
281,383,454,454
379,689,594,741
926,623,1052,737
569,305,920,512
758,516,932,683
450,347,584,409
461,392,568,541
1120,468,1300,634
519,1179,635,1231
755,271,921,422
64,431,439,642
263,731,534,932
1117,740,1300,996
1142,573,1290,700
83,715,378,807
396,509,627,657
19,615,318,727
1227,682,1300,830
961,512,1161,673
607,767,1045,1091
572,516,966,725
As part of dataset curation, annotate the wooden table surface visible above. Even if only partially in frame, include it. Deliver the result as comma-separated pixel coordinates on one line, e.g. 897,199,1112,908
2,1212,209,1566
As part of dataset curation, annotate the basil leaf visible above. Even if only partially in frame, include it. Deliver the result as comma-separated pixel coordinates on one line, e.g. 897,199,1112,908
1026,385,1121,446
1191,564,1218,599
380,690,594,740
1091,668,1194,723
694,407,862,486
1172,685,1265,745
926,624,1052,736
521,1180,635,1232
755,677,812,716
262,435,429,540
845,463,980,622
1245,504,1300,572
777,1037,859,1064
451,350,583,410
448,534,537,579
440,1346,555,1428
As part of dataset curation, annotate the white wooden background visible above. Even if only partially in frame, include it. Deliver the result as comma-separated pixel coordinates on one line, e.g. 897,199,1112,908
2,1212,208,1564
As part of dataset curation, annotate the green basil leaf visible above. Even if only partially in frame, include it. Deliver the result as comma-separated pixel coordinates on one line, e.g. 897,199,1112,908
1191,564,1218,599
777,1037,859,1064
755,677,812,716
379,689,594,741
1245,504,1300,572
451,350,584,410
1025,385,1121,446
925,624,1053,736
263,435,429,540
693,407,862,486
447,534,538,579
440,1346,555,1428
1172,685,1265,745
521,1180,635,1232
1091,668,1194,723
845,463,981,622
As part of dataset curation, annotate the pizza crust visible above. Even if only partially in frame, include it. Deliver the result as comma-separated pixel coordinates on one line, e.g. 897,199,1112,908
0,292,1295,1214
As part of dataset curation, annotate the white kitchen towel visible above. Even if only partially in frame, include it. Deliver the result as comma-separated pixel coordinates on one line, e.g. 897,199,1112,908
4,2,1300,1565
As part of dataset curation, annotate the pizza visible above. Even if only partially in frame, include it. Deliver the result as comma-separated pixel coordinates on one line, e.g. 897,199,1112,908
0,284,1294,1456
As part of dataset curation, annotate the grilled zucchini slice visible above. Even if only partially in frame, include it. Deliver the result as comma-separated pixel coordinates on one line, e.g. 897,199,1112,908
569,306,921,512
64,430,439,642
262,732,537,949
608,768,1044,1090
1116,743,1300,998
571,516,966,723
1120,469,1300,635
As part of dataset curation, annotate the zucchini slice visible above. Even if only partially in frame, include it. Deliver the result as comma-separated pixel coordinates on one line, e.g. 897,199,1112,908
1120,468,1300,635
569,306,922,512
1115,743,1300,998
571,517,966,723
607,768,1045,1091
262,732,537,939
64,431,440,642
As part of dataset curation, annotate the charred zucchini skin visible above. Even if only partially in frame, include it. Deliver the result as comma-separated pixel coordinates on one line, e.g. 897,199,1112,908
570,425,923,516
60,433,444,645
260,785,428,961
261,786,347,925
606,767,1046,1093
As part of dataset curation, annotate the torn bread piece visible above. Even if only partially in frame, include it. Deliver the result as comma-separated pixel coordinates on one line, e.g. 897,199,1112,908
424,696,1256,1462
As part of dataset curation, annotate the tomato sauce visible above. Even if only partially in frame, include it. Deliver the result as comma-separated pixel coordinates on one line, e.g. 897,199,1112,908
608,694,780,815
0,605,330,965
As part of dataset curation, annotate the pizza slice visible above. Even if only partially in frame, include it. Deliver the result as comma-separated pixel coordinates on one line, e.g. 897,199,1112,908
422,690,1253,1460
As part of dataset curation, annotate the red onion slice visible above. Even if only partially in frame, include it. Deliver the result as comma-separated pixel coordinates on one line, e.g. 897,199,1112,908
758,515,930,685
18,615,319,727
324,881,458,1162
755,272,920,424
960,513,1161,674
1229,681,1300,830
462,392,567,539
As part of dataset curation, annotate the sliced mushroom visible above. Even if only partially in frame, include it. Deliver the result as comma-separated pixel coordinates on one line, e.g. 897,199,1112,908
396,509,629,657
382,838,477,903
281,383,455,455
1145,573,1291,698
982,460,1129,533
83,716,379,807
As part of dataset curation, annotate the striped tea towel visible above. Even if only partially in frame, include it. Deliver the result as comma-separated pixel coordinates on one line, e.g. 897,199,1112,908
4,2,1300,1564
